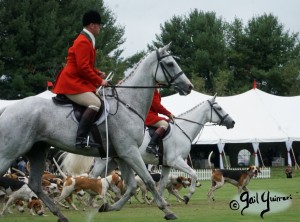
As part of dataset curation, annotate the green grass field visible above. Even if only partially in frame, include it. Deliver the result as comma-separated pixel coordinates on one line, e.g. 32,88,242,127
2,167,300,222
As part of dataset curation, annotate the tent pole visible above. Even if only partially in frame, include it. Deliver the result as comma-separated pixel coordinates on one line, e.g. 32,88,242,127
223,149,229,169
258,148,265,168
291,146,300,170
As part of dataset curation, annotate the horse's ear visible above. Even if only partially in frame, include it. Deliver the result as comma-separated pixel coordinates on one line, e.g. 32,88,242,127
213,93,217,101
162,42,172,52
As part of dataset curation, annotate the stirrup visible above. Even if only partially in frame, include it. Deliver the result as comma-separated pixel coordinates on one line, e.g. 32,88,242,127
76,136,100,149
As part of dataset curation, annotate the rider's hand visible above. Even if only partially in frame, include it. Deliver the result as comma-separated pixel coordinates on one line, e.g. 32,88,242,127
168,114,175,122
101,79,109,87
99,71,106,79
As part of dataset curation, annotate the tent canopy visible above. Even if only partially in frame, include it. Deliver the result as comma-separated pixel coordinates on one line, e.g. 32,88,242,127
161,89,300,144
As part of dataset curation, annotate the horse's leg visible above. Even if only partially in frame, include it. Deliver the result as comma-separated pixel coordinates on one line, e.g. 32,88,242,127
26,143,68,222
90,158,118,178
159,166,171,202
121,154,176,220
172,158,198,204
98,158,137,212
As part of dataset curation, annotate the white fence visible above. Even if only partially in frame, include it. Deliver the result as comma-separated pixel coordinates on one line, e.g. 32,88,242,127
154,167,271,180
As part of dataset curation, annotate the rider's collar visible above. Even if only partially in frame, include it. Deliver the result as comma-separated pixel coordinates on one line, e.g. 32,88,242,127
82,28,95,48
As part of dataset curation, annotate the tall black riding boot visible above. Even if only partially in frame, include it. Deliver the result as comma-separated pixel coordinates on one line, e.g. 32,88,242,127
146,127,166,157
75,107,100,149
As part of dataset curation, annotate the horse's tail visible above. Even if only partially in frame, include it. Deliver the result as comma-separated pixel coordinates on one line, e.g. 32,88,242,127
208,151,214,170
60,153,94,176
52,158,67,179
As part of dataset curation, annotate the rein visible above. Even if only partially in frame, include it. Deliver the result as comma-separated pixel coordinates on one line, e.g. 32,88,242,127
99,49,184,123
173,99,229,143
207,100,229,125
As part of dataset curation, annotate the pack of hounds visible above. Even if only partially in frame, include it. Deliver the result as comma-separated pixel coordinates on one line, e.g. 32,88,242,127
0,154,260,216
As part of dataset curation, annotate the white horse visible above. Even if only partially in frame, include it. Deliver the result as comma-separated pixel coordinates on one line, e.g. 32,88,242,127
63,95,235,204
0,44,193,221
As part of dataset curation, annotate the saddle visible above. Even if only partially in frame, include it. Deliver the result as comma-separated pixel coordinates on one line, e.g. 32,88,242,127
147,125,171,165
52,94,104,122
52,94,106,157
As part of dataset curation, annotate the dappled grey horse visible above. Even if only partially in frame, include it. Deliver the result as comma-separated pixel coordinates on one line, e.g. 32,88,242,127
63,95,235,204
0,44,193,221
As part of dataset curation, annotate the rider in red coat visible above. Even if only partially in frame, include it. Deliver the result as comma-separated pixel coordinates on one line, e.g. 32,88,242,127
145,89,175,157
52,10,108,149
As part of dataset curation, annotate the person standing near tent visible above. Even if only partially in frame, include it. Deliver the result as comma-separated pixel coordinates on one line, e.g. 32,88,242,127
145,88,175,157
52,10,108,149
285,164,293,178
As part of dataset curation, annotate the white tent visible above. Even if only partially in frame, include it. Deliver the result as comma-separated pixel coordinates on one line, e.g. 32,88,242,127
161,89,300,168
0,90,55,109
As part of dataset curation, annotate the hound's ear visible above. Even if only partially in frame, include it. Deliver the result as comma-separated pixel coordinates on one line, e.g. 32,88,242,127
28,201,33,209
176,176,183,183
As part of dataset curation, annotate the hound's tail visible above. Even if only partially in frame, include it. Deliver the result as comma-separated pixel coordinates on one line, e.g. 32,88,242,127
208,151,214,169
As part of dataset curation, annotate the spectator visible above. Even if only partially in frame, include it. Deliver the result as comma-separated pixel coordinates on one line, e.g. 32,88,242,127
17,157,27,174
285,164,293,178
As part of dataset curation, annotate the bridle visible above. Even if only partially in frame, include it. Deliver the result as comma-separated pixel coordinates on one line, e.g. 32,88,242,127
207,100,229,125
154,50,185,87
104,49,186,122
173,99,229,143
106,50,185,89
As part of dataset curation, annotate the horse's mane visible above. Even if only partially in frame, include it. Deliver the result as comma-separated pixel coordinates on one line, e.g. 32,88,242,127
0,107,6,116
118,52,151,85
177,100,206,117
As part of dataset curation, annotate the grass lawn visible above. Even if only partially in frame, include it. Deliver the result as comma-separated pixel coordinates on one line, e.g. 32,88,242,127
2,167,300,222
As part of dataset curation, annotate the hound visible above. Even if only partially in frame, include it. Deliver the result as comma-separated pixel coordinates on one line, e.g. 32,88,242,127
0,177,44,216
207,151,260,200
134,174,192,204
55,172,122,209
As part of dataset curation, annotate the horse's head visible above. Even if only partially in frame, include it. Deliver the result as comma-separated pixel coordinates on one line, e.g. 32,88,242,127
207,94,235,129
154,43,193,95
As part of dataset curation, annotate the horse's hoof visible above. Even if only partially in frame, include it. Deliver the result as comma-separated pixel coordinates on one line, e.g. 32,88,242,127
98,203,109,212
164,213,177,220
183,196,190,204
57,217,68,222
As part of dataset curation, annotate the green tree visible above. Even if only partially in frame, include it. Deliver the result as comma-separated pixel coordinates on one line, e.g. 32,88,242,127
149,9,227,95
226,13,300,95
0,0,126,99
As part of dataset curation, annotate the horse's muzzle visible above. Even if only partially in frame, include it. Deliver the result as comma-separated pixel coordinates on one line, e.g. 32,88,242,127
226,120,235,129
175,83,193,95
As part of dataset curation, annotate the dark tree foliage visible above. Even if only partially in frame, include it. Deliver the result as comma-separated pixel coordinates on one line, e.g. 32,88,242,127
0,0,127,99
149,9,226,95
149,10,300,96
225,14,300,95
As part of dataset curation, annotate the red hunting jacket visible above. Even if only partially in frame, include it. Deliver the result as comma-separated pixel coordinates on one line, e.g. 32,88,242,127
52,32,103,94
145,90,171,126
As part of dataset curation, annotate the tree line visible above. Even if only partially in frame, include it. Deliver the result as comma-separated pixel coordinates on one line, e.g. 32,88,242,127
0,0,299,99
